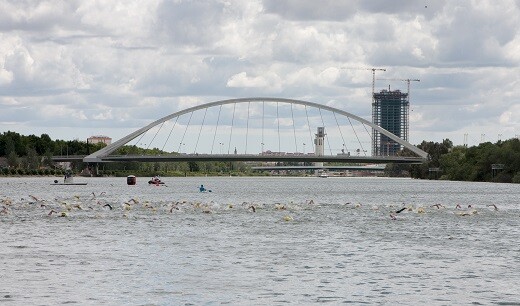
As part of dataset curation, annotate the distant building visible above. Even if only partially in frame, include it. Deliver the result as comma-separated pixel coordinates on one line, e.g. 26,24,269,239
87,135,112,145
314,127,326,167
372,89,409,156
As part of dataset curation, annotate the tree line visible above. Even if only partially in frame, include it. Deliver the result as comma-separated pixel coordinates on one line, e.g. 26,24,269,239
387,137,520,183
1,130,519,182
0,131,255,177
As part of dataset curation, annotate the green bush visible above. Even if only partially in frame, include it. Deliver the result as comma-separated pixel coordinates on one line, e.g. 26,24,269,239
512,172,520,184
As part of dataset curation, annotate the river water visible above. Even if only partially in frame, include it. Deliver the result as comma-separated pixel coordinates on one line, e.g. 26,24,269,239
1,176,519,305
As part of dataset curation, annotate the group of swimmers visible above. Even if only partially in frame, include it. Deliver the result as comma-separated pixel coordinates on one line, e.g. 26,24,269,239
0,191,502,221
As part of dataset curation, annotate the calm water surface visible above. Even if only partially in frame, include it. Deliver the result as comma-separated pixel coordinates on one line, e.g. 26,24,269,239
1,177,519,305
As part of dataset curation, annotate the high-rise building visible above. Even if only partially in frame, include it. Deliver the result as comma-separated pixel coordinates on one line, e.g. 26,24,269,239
372,90,409,156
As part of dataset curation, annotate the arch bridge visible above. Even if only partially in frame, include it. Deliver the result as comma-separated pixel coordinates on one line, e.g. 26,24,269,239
72,98,427,164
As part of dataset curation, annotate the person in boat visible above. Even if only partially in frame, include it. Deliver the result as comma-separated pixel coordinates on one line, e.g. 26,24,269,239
64,171,72,183
151,176,161,184
199,184,206,192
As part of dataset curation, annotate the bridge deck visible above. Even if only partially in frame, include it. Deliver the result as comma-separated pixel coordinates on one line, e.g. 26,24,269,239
53,154,425,164
251,165,386,171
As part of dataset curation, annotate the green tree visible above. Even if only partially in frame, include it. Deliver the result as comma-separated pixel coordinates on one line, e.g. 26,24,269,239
7,151,19,168
25,147,40,170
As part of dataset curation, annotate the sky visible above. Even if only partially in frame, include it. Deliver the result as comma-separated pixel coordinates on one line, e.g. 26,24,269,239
1,0,519,150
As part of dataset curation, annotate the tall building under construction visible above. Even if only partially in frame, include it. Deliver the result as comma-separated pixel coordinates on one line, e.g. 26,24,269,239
372,89,409,156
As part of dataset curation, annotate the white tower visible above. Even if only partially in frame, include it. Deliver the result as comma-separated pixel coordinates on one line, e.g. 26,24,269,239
314,127,326,167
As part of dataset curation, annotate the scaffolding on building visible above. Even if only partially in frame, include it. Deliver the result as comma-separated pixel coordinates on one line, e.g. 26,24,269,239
372,90,409,156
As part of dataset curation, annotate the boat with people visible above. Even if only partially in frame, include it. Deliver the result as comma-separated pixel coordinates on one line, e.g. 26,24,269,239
148,176,165,185
51,181,88,185
51,170,88,185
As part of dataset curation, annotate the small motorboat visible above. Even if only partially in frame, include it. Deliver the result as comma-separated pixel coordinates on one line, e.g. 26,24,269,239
51,171,87,185
148,176,165,185
51,181,88,186
148,180,165,185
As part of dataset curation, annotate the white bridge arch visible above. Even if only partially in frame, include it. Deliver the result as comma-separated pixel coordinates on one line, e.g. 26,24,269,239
84,97,428,163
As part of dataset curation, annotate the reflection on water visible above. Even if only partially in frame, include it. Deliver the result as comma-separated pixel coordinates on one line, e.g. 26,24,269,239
1,177,519,305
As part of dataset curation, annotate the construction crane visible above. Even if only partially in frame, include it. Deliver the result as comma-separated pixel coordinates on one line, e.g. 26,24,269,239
377,78,420,102
341,67,386,102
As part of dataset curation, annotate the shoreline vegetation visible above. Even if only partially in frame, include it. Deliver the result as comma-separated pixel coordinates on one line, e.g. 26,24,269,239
1,131,519,183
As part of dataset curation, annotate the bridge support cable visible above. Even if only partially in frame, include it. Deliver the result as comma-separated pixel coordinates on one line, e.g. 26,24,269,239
261,101,265,153
362,123,373,145
305,105,314,153
333,112,348,154
245,101,250,154
227,102,237,154
162,116,179,152
318,108,333,155
360,122,374,155
210,105,222,154
347,117,366,156
291,103,298,153
194,107,208,154
177,112,193,153
147,122,165,150
277,101,281,153
132,129,147,148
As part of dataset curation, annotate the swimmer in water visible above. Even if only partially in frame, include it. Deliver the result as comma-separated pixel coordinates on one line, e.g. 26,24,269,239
395,207,407,214
199,184,206,192
169,204,179,213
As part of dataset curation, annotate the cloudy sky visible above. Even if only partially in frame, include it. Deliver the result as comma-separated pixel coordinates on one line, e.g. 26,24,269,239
1,0,519,149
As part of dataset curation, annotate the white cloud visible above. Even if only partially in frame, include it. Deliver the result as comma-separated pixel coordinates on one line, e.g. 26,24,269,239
227,71,273,88
499,104,520,126
92,109,113,120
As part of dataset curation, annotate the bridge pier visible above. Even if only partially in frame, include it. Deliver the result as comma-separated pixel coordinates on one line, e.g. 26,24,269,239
87,163,99,176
